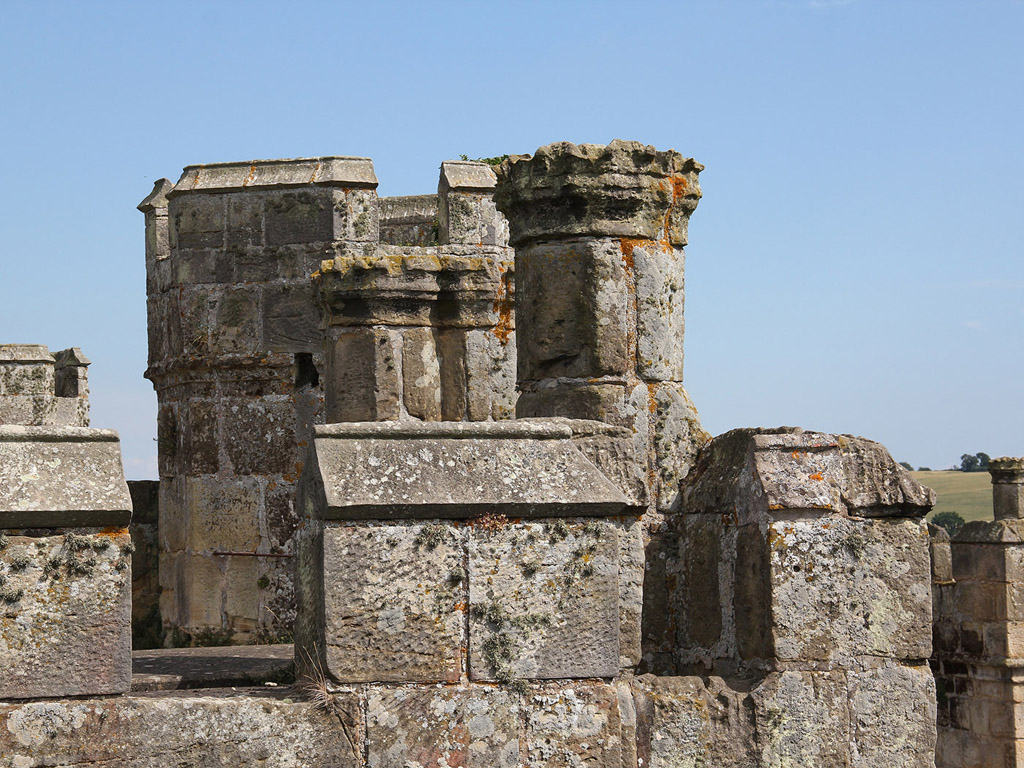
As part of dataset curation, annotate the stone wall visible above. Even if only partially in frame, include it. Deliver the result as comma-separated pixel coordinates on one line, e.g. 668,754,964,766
142,157,516,642
933,457,1024,766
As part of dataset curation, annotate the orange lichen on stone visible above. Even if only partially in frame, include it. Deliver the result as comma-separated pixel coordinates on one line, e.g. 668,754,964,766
809,472,824,482
491,264,514,345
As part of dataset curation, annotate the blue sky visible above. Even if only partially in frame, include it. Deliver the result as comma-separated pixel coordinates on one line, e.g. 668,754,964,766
1,0,1021,477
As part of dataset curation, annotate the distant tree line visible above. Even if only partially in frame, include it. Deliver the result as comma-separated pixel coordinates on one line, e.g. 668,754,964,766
959,453,990,472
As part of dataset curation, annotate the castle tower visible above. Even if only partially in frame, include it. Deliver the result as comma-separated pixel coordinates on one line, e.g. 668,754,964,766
143,156,518,642
494,140,707,514
141,158,378,640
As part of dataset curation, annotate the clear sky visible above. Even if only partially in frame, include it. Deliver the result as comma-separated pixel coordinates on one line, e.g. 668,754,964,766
1,0,1021,478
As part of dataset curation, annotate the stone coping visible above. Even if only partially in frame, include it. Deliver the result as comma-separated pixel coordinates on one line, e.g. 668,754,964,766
305,418,637,519
0,426,131,527
0,344,54,363
168,156,378,196
314,419,573,440
131,644,294,692
0,425,119,442
439,160,498,192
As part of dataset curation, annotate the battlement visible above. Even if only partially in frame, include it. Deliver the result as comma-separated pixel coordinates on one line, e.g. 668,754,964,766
0,343,90,426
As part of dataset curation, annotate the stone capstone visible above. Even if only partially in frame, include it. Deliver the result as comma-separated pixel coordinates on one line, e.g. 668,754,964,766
301,420,640,519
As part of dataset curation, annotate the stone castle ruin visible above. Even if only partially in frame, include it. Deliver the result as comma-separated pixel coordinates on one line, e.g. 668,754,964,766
0,140,1019,766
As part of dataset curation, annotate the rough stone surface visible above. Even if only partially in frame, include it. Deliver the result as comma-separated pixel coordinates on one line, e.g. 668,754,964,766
495,140,702,246
325,327,400,422
306,421,636,519
514,238,630,382
768,517,932,663
366,685,521,768
650,382,708,511
402,327,442,420
682,427,935,522
749,670,851,767
523,682,627,767
848,663,936,768
0,427,132,527
633,675,757,768
468,520,619,681
0,528,132,699
632,243,686,381
320,522,464,682
0,688,359,767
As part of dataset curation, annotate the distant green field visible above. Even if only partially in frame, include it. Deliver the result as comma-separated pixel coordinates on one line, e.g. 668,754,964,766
911,470,993,522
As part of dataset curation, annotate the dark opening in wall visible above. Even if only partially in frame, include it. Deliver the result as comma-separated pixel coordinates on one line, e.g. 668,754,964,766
294,353,320,389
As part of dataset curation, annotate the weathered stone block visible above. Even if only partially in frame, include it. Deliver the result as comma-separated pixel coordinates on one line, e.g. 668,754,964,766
263,283,320,353
222,395,299,477
223,554,260,633
650,382,708,511
524,683,626,767
402,327,442,420
681,428,935,522
366,685,521,768
515,238,630,381
616,517,645,669
225,192,264,247
495,140,701,246
749,670,851,767
0,529,132,700
0,395,57,426
210,286,260,356
0,427,132,528
632,675,757,768
469,520,619,681
184,476,261,553
332,188,379,242
0,688,360,767
324,328,400,422
848,663,936,768
304,421,636,520
768,517,932,663
465,328,516,421
317,522,465,682
185,553,225,629
517,382,634,426
264,189,333,245
632,242,685,381
171,193,225,249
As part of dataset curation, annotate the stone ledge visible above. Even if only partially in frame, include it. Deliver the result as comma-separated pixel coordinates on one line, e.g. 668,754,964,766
302,419,639,519
0,426,131,528
131,644,294,691
168,156,378,196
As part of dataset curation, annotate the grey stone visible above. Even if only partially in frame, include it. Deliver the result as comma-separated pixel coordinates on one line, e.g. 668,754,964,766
523,682,626,767
265,189,334,246
324,327,400,422
632,675,757,768
632,243,686,381
464,327,516,421
848,663,936,768
440,160,499,193
514,238,630,382
767,517,932,663
332,188,379,243
495,140,702,247
681,427,935,522
750,670,851,767
0,426,132,528
990,457,1024,520
169,156,378,195
0,688,359,767
0,529,132,700
402,327,442,420
468,520,619,681
262,284,320,353
316,522,465,683
366,685,521,768
379,194,439,246
303,420,637,520
650,382,708,511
